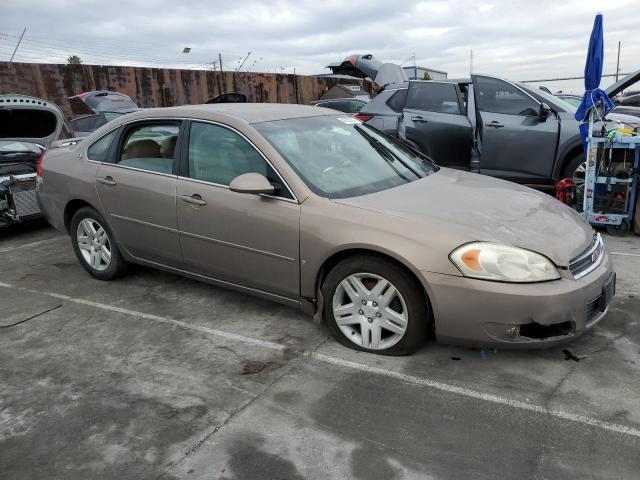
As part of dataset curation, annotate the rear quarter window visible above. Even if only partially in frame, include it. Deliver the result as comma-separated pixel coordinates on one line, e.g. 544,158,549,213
386,89,408,112
87,129,118,162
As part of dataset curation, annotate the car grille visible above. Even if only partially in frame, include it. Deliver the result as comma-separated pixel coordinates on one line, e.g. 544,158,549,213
569,233,604,279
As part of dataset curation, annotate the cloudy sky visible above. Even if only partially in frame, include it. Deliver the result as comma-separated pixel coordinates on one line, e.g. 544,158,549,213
1,0,638,93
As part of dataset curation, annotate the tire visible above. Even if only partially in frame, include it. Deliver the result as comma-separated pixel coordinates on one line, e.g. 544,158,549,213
322,254,428,356
606,220,631,237
70,206,127,280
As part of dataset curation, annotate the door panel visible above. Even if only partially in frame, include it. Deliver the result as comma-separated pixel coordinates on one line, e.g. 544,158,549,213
95,122,182,268
176,121,300,298
401,82,472,168
177,181,300,297
473,75,559,181
96,165,181,267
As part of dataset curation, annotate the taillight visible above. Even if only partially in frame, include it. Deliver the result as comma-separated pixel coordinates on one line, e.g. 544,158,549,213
355,114,373,122
36,150,46,177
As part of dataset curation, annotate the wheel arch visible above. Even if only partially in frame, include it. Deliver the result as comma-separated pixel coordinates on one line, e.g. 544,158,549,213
63,199,97,232
313,246,434,324
555,138,585,180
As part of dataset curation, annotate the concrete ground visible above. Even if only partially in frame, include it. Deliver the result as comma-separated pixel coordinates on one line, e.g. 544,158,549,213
1,220,639,479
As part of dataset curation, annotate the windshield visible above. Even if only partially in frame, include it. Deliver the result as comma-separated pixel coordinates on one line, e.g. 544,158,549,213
517,82,578,113
103,111,126,122
254,116,437,198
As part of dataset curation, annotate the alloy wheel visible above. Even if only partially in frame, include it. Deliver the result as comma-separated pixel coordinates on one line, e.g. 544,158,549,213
76,218,112,271
332,273,408,350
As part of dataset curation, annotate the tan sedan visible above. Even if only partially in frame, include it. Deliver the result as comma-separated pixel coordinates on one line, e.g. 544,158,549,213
37,104,615,355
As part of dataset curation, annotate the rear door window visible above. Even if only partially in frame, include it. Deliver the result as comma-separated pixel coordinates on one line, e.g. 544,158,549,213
118,123,179,174
406,82,462,114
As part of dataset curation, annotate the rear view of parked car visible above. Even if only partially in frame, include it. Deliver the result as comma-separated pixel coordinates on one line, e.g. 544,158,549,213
0,94,65,227
68,90,140,137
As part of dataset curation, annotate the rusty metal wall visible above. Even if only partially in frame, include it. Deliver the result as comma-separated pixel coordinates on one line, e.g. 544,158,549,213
0,62,374,120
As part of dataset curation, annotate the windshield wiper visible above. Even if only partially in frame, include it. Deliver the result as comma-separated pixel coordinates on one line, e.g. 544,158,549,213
354,125,423,179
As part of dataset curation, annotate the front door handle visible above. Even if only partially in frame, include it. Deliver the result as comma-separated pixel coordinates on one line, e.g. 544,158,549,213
180,194,207,206
485,121,504,128
411,115,428,123
97,176,116,186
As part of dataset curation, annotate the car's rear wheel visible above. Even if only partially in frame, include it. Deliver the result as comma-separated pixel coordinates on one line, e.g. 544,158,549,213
70,207,126,280
322,255,428,355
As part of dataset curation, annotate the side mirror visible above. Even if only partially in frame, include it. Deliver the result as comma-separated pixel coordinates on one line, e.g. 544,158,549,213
538,103,552,121
229,173,275,195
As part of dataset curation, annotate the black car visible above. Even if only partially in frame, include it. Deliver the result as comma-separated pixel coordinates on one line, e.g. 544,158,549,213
310,98,369,114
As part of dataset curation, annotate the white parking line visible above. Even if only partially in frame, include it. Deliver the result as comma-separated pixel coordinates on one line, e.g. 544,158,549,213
0,282,285,351
0,237,60,253
1,281,639,439
610,251,640,258
311,353,640,439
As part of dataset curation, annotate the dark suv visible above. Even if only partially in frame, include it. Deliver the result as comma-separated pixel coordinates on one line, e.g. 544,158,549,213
357,74,639,186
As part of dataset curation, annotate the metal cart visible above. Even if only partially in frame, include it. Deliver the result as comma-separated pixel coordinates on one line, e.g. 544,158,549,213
583,132,639,236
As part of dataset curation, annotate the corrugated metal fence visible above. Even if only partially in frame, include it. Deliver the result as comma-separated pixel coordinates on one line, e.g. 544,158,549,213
0,62,373,120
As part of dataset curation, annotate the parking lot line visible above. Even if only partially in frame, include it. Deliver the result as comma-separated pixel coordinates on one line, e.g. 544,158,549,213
2,280,639,440
311,353,640,439
0,281,286,351
0,237,59,253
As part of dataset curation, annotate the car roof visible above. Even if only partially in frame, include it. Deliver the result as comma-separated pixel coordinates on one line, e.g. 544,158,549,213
119,103,337,124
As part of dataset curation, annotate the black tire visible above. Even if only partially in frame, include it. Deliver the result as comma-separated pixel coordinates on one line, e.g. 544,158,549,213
322,254,428,356
606,220,631,237
70,206,127,280
562,154,586,211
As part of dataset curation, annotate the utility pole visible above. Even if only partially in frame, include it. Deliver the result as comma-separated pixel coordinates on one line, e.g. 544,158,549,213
470,49,474,75
218,52,226,93
9,28,26,63
236,51,251,73
615,41,621,82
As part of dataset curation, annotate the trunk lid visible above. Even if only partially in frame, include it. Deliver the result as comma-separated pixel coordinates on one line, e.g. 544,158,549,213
0,94,65,147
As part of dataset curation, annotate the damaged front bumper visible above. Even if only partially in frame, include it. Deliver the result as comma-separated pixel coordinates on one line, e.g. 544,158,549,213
0,173,41,226
420,251,615,349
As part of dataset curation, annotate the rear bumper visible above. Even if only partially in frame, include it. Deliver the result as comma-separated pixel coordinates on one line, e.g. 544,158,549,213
420,252,614,349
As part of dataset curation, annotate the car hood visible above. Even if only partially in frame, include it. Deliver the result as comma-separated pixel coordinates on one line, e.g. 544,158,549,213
0,94,64,147
333,168,593,267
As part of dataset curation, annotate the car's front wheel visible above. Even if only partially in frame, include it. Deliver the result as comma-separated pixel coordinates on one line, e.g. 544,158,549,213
70,207,126,280
322,255,428,355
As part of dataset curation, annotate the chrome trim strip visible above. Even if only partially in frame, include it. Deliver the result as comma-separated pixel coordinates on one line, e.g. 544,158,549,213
570,234,604,280
571,233,601,264
176,175,299,204
100,163,178,178
110,214,177,233
180,230,296,262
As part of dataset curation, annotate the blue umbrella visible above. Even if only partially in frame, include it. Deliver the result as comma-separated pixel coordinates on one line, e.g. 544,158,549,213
575,13,615,142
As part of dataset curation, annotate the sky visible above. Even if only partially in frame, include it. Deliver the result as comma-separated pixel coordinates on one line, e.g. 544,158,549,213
1,0,638,93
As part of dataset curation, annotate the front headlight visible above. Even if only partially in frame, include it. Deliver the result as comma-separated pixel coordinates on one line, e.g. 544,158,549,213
450,242,560,283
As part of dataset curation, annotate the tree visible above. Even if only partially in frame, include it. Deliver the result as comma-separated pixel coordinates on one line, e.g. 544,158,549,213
67,55,82,65
422,71,432,81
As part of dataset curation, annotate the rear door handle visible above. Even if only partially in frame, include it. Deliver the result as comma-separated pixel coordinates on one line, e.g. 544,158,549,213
411,115,428,123
485,121,504,128
97,176,116,186
180,194,207,206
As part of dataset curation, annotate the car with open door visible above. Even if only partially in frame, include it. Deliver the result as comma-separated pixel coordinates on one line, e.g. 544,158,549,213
0,94,65,227
38,104,614,355
357,73,640,188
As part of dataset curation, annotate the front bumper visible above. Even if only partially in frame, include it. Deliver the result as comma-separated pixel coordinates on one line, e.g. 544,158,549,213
420,252,614,348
